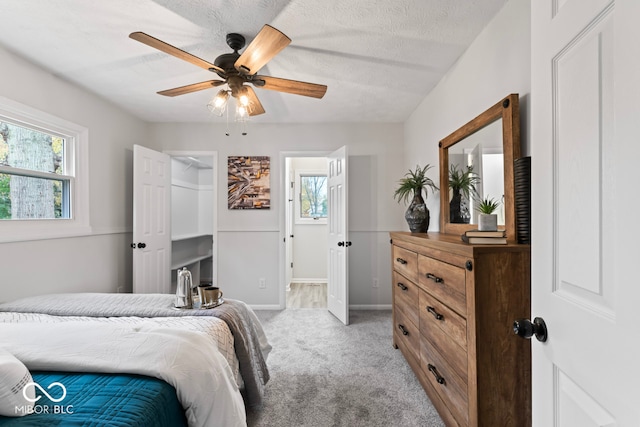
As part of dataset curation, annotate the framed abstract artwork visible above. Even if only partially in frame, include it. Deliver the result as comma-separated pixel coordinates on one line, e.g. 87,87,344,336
227,156,270,209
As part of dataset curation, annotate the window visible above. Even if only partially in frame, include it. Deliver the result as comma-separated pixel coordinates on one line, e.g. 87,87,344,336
295,170,327,224
0,122,69,219
0,97,90,242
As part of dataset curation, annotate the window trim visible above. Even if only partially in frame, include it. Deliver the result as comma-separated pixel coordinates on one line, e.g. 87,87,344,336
294,169,328,225
0,96,90,242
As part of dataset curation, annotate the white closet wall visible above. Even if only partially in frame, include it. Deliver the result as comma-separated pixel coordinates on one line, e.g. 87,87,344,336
170,157,214,288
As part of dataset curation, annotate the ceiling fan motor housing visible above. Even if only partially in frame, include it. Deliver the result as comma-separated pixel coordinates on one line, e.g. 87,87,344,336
212,33,246,78
226,33,245,52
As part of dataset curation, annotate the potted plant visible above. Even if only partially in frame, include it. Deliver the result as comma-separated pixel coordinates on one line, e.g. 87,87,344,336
448,164,481,224
394,164,439,233
476,196,500,231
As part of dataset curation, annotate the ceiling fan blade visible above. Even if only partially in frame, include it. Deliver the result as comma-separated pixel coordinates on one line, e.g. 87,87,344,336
157,80,226,97
253,75,327,99
130,32,224,74
234,25,291,75
243,86,265,116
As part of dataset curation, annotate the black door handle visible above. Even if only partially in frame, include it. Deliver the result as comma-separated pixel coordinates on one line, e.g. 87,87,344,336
137,242,146,249
513,317,548,342
338,241,345,247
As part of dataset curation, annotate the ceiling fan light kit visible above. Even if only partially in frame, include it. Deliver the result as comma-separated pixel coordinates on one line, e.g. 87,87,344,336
129,24,327,130
207,90,230,116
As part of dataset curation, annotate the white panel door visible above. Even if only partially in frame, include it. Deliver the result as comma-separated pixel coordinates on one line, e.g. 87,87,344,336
327,146,349,325
531,1,640,425
133,145,171,294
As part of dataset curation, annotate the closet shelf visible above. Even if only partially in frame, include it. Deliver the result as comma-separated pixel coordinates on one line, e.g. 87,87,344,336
171,252,213,270
171,233,213,242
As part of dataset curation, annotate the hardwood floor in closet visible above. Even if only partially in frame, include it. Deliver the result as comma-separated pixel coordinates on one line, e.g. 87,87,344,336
286,283,327,308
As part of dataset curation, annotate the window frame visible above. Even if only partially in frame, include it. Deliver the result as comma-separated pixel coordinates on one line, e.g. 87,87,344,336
0,97,90,242
294,169,328,225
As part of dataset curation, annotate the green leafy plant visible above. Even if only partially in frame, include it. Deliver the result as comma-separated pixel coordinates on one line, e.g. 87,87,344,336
394,164,439,204
448,164,481,199
477,196,500,214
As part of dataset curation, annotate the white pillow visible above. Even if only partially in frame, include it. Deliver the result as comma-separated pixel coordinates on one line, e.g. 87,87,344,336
0,347,34,417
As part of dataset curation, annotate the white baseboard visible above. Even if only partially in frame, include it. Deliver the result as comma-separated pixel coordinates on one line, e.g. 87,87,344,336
349,304,392,310
290,278,328,284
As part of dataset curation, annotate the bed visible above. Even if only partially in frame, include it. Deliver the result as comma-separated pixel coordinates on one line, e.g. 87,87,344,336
0,293,271,427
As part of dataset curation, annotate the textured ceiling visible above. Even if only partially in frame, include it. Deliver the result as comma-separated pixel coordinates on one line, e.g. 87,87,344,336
0,0,508,123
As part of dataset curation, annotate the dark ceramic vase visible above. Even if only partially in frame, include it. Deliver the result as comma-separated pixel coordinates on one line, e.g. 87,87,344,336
405,192,430,233
449,188,470,224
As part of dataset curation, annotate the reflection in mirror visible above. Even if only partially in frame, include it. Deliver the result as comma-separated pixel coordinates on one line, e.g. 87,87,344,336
439,94,520,242
448,119,504,225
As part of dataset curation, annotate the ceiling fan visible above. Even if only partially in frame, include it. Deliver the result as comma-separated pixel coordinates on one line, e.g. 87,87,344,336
129,25,327,117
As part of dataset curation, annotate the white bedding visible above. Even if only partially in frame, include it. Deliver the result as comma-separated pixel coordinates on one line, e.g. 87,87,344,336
0,312,242,388
0,293,271,409
0,320,247,427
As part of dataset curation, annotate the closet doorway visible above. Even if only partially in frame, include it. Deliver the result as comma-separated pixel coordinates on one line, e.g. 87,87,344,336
167,151,218,292
284,155,329,309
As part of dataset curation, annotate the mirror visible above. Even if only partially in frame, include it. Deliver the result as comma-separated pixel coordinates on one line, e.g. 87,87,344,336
439,94,520,241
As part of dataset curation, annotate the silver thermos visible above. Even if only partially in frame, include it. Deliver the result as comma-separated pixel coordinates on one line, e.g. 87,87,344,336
175,267,193,309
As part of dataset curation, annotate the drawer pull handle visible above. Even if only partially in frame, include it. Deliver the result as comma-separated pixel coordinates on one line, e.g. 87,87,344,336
398,324,409,336
427,306,444,320
426,273,443,283
396,257,407,265
427,364,446,385
397,283,408,291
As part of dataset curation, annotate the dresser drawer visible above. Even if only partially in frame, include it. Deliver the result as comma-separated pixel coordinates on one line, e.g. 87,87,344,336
420,310,468,386
393,271,420,327
418,255,466,316
420,289,467,351
421,338,469,426
392,245,418,283
394,305,420,361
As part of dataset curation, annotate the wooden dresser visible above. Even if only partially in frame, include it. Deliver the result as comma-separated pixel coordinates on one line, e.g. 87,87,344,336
390,231,531,427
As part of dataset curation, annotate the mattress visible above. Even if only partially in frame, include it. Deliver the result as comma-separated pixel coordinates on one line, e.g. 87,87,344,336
0,371,188,427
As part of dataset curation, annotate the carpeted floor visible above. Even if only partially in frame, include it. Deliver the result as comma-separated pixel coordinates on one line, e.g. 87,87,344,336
247,309,445,427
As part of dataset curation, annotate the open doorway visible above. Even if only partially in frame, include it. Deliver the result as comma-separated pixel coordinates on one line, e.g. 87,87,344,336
284,156,328,309
167,151,218,293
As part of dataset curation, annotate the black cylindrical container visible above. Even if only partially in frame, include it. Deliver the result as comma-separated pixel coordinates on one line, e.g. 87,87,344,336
514,156,531,244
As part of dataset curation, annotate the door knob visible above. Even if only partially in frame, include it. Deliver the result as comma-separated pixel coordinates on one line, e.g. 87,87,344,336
137,242,146,249
337,241,344,247
513,317,548,342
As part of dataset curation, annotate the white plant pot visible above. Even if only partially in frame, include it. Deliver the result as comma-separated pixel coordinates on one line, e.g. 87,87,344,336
478,214,498,231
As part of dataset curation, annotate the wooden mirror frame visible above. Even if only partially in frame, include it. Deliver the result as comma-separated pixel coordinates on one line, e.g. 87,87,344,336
439,93,520,242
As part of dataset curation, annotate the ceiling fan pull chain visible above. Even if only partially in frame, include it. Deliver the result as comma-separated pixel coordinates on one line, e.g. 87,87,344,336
225,102,230,136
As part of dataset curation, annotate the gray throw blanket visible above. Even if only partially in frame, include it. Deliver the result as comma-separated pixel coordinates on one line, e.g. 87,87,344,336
0,293,270,408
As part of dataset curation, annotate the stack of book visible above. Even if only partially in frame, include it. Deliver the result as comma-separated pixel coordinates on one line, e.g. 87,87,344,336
460,229,507,244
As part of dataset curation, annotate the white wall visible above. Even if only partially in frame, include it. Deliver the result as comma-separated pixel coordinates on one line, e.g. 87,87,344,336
0,44,150,302
150,122,406,307
171,158,213,238
404,0,531,229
